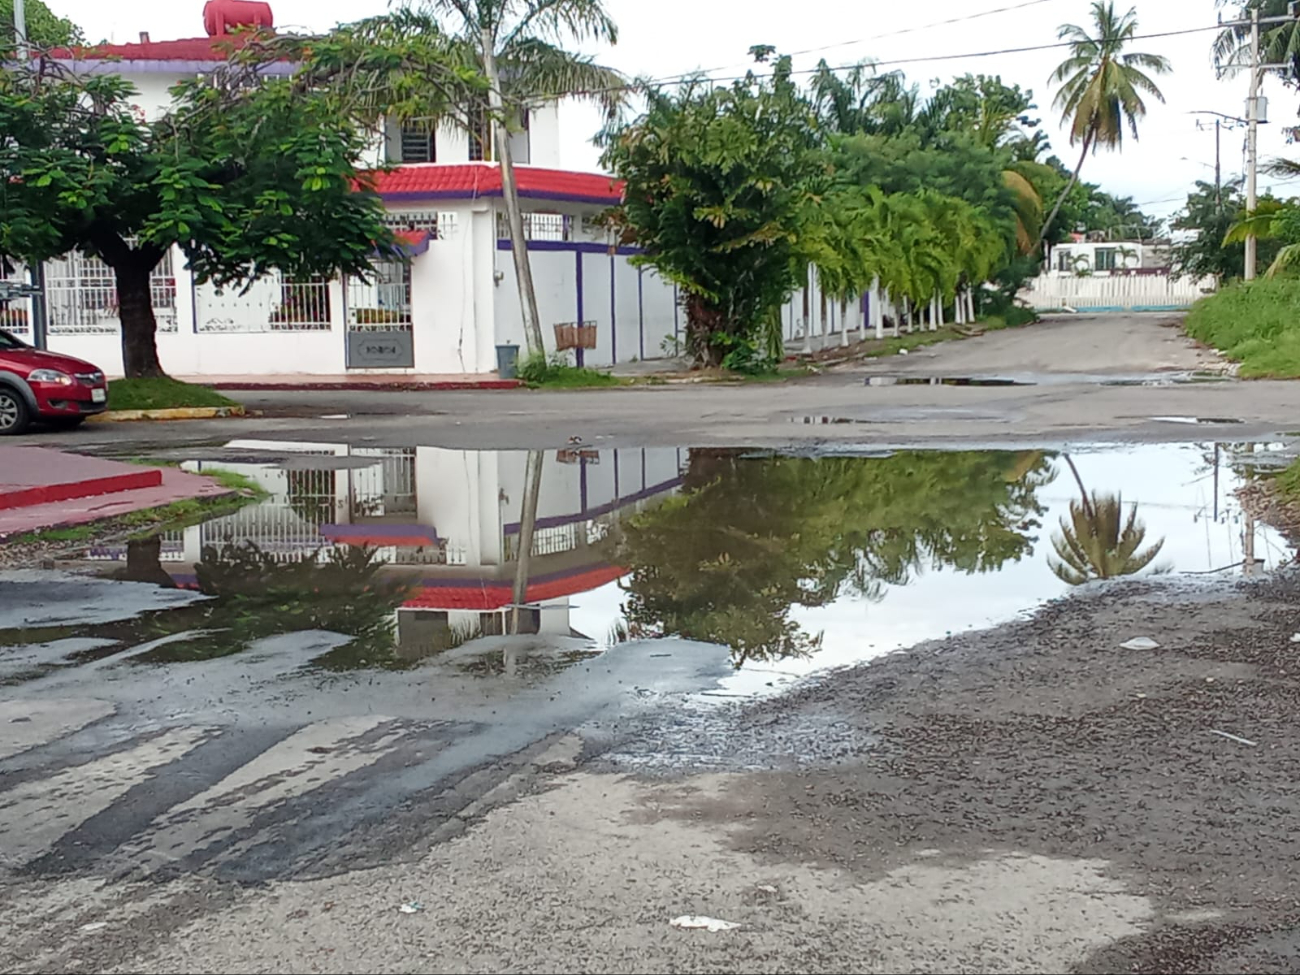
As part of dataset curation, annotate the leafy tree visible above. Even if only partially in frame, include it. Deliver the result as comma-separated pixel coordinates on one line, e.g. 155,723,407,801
610,450,1054,667
1223,195,1300,276
0,0,81,48
0,16,466,377
1172,179,1281,280
601,55,822,368
1041,1,1171,244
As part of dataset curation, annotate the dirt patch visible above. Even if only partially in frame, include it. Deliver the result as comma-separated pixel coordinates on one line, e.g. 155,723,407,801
637,577,1300,972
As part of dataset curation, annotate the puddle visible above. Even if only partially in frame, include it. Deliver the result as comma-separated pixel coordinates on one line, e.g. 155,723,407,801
1150,416,1245,426
865,376,1032,387
2,441,1293,700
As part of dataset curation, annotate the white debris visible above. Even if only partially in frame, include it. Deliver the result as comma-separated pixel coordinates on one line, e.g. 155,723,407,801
670,915,741,932
1290,633,1300,643
398,902,423,914
78,922,108,933
1209,729,1258,747
1120,637,1160,650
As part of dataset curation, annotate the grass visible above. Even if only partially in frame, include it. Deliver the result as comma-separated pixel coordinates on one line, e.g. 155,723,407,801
516,353,626,389
1184,278,1300,378
108,377,239,411
1275,458,1300,503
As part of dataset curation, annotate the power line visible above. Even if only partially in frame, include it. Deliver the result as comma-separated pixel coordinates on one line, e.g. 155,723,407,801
555,24,1227,102
645,0,1071,90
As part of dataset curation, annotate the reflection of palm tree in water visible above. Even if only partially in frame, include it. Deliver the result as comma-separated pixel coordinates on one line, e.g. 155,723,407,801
1050,455,1167,585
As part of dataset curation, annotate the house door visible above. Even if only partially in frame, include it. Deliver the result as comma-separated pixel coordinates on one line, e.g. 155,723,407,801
345,260,414,368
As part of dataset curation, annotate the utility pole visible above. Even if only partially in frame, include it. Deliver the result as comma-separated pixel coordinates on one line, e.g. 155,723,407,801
1246,5,1261,280
481,28,545,359
11,0,46,349
1215,118,1223,212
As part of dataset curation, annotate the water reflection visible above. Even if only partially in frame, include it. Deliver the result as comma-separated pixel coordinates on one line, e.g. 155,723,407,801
3,441,1293,690
609,449,1054,666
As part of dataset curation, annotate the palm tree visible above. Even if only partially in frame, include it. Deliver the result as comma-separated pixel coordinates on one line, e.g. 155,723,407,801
1049,491,1167,585
1214,0,1300,78
1223,196,1300,275
1041,2,1171,245
422,1,625,356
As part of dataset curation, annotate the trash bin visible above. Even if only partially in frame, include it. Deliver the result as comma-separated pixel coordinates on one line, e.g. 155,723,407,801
496,343,520,379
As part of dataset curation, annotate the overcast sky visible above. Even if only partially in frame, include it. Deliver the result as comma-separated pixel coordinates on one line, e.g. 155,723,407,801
53,0,1300,220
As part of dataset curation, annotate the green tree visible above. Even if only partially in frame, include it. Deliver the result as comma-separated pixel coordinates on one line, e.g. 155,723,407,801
601,55,822,367
0,0,81,48
1041,1,1171,244
1223,195,1300,276
0,18,466,377
1172,178,1281,280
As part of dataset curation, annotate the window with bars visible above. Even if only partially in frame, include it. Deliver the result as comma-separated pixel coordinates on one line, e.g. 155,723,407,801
1094,248,1118,272
399,125,436,163
468,102,492,161
497,212,570,241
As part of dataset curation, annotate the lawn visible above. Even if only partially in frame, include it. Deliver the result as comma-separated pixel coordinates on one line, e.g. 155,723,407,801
108,377,240,411
1184,279,1300,378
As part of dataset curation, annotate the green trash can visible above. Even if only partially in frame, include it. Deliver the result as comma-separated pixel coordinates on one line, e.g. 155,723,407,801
496,343,520,379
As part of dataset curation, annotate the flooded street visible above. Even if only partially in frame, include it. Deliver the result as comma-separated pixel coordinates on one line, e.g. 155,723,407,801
3,437,1300,973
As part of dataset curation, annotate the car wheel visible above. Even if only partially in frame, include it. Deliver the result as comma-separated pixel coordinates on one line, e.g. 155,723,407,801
0,386,31,435
46,416,86,430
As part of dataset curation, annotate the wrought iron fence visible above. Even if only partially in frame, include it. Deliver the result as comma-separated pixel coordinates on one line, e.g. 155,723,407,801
497,212,570,241
346,263,412,331
0,263,31,335
45,249,178,334
196,274,333,332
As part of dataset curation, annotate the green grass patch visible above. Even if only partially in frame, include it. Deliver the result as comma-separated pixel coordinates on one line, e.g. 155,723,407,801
1275,458,1300,502
516,353,626,389
1184,278,1300,378
108,377,239,411
2,492,256,549
199,467,268,497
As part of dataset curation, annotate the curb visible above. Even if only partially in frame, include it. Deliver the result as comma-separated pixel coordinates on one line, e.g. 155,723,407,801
85,405,247,423
206,380,522,392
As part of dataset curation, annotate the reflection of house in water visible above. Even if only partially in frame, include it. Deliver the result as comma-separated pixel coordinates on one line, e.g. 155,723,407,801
84,444,685,650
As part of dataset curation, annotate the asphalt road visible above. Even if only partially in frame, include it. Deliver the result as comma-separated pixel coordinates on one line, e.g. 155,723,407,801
8,314,1296,455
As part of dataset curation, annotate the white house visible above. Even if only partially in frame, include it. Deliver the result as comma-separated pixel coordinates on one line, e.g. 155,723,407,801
1,4,684,378
1046,238,1171,276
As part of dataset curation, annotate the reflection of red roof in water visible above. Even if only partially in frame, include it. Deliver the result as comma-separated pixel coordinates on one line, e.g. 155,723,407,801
403,564,626,611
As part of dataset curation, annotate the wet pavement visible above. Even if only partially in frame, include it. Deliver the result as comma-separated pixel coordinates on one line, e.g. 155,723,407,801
3,437,1300,972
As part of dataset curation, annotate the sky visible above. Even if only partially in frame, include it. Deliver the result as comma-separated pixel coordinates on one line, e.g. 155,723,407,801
48,0,1300,223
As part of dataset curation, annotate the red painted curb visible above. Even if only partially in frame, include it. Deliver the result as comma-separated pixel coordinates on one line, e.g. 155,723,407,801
206,380,523,392
0,468,163,511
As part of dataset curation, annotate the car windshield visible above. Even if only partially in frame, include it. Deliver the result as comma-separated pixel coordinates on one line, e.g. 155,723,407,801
0,329,29,351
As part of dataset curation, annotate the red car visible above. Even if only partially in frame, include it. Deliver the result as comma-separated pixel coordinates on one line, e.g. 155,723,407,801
0,329,108,434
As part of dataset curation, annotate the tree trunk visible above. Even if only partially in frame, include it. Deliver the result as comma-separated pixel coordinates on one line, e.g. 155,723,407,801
840,295,849,346
1040,128,1096,253
117,536,177,587
115,257,165,378
510,449,544,637
684,294,727,368
1064,454,1096,520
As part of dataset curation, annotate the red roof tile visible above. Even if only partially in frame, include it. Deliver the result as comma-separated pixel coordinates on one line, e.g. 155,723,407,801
47,35,258,62
403,564,626,611
367,163,624,205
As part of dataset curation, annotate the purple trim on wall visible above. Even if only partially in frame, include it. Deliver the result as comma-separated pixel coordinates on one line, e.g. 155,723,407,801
637,268,645,361
381,189,618,206
504,475,684,535
574,250,585,369
496,240,642,256
609,254,617,366
46,58,296,75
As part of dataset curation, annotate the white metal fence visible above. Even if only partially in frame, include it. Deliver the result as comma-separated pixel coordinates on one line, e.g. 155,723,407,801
1021,272,1217,311
195,274,333,332
346,262,412,330
0,263,31,335
45,249,178,334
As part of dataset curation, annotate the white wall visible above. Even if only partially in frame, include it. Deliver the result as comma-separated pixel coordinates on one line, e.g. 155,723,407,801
1021,272,1216,311
527,103,562,168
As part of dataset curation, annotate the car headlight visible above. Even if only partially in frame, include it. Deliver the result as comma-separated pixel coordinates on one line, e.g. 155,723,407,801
28,369,74,385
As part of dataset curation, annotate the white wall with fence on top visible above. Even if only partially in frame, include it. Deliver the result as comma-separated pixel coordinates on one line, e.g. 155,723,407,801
1021,272,1217,312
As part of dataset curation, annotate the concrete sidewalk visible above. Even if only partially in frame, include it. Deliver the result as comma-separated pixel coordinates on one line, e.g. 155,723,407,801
183,373,522,391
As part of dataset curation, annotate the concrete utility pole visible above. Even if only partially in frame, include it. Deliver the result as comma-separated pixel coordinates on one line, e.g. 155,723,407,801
1246,6,1261,280
482,27,545,358
12,0,26,57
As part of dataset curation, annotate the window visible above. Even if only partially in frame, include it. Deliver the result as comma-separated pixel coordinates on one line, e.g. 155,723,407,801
1095,248,1118,272
399,125,435,163
468,102,492,161
1057,250,1074,272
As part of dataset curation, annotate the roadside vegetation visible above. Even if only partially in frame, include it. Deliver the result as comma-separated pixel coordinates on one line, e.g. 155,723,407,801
1184,279,1300,377
516,353,625,389
107,378,240,411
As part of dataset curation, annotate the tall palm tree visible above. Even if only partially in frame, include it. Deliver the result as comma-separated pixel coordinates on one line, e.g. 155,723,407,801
1214,0,1300,79
1041,2,1171,244
1223,196,1300,276
1049,491,1167,585
421,1,625,355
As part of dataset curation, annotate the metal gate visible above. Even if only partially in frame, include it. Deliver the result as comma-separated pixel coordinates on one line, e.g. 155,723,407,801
345,260,414,368
45,249,177,333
